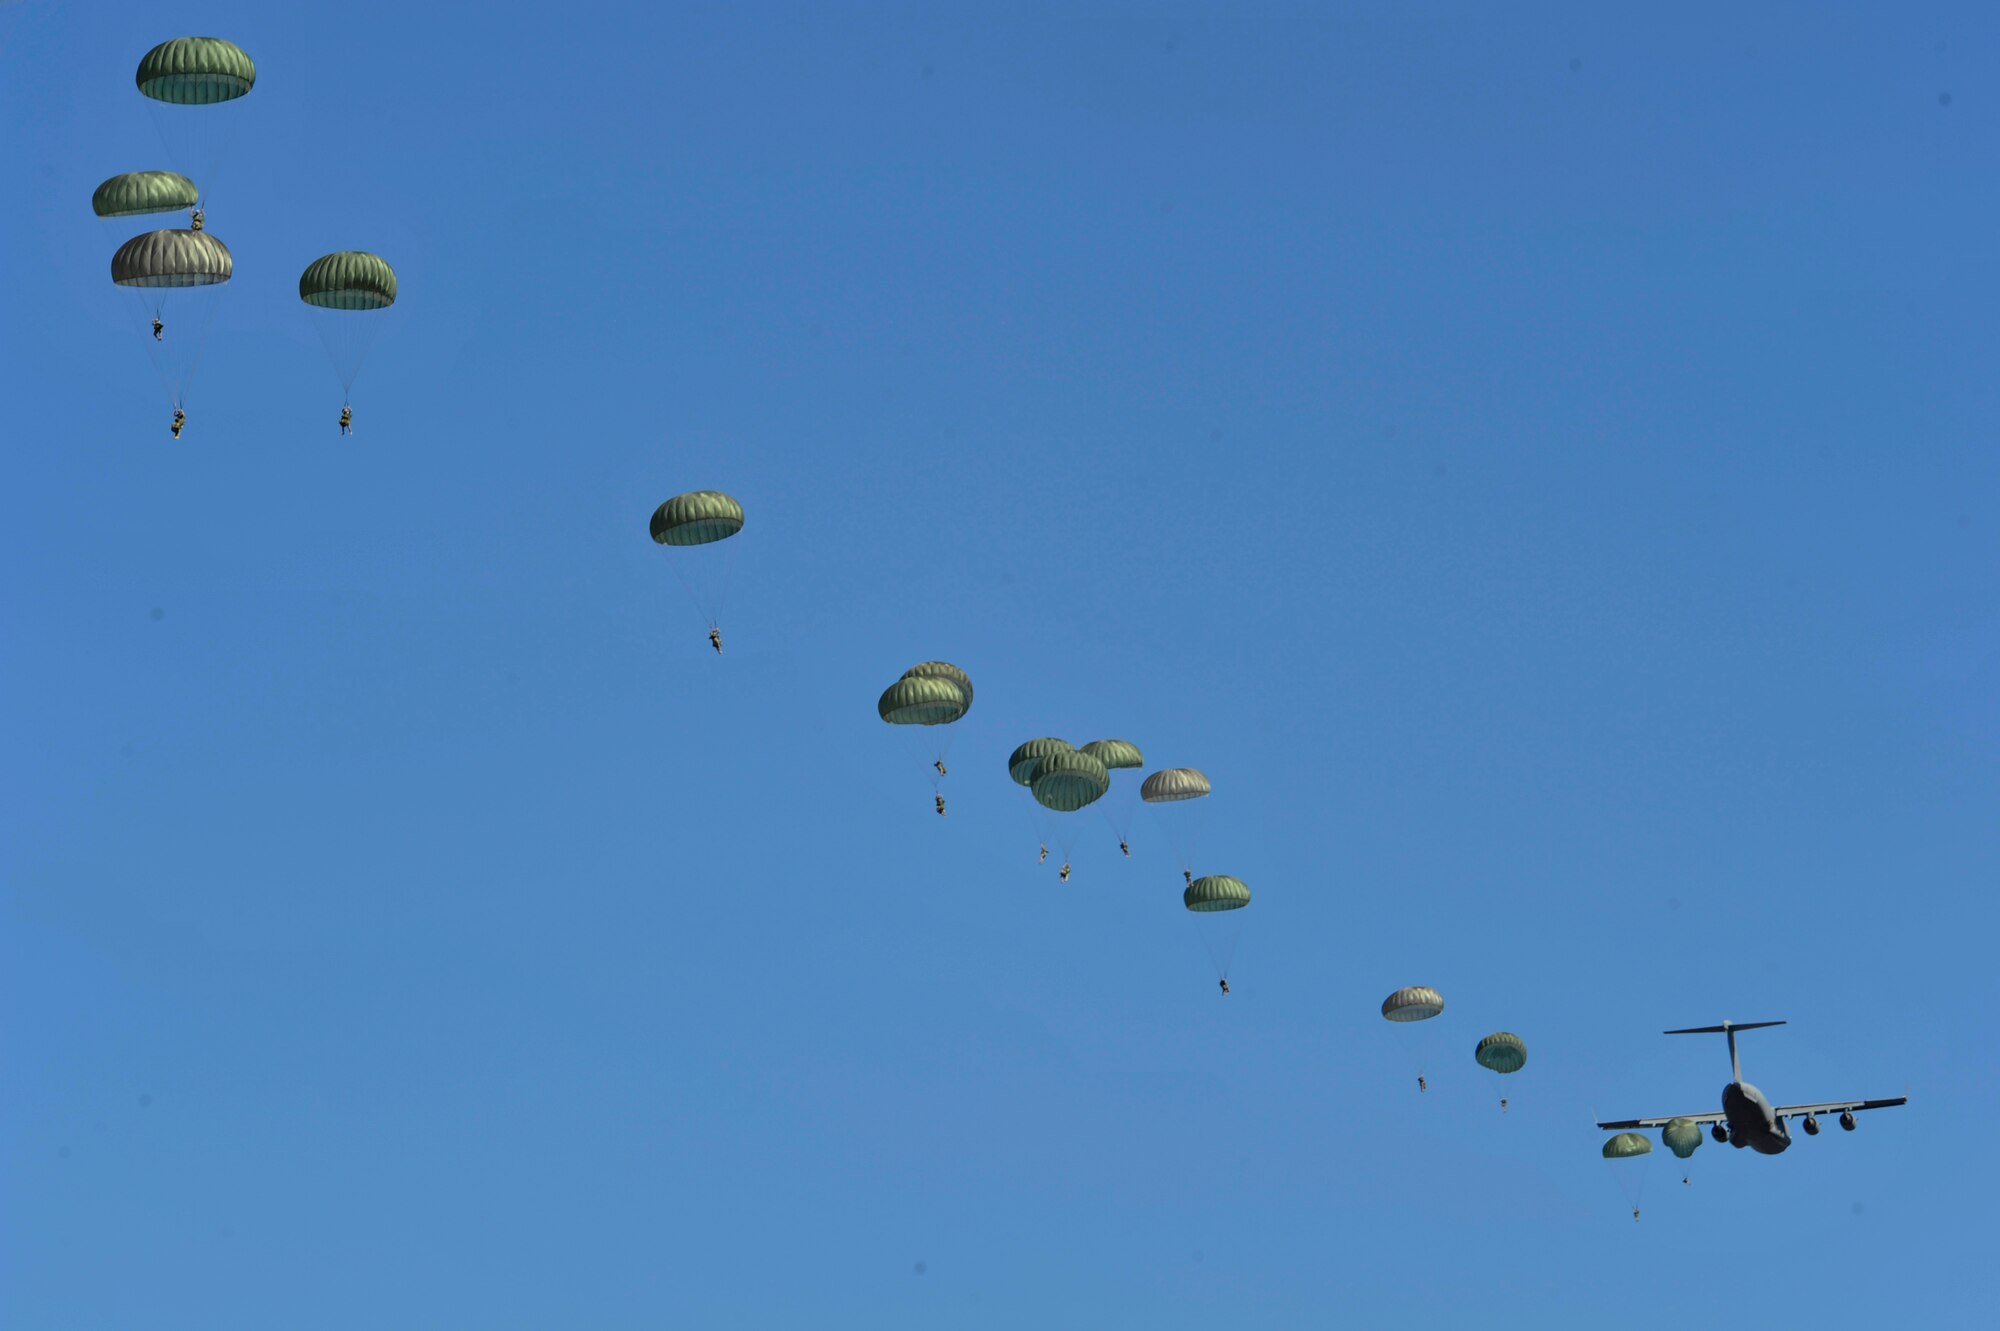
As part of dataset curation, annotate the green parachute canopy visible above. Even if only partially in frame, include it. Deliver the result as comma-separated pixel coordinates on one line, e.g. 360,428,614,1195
1661,1118,1703,1160
1184,874,1251,913
92,171,199,218
649,491,744,547
1141,768,1211,803
878,675,968,727
901,662,972,713
1603,1133,1653,1160
1079,739,1144,770
136,37,256,104
1008,738,1074,787
1474,1032,1528,1075
111,229,232,287
299,252,397,310
1381,987,1445,1022
1031,749,1110,812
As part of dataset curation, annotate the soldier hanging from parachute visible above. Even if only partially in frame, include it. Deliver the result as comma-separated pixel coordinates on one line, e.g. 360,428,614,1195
879,663,971,814
650,491,746,654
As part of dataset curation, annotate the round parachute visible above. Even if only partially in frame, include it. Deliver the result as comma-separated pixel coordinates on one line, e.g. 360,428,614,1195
1184,874,1251,912
1031,750,1109,811
1082,740,1146,849
136,37,256,104
1141,768,1211,803
1474,1032,1528,1074
902,662,972,713
1008,738,1074,787
112,229,232,287
1604,1131,1654,1215
299,252,398,310
1662,1118,1703,1160
107,229,233,409
1381,987,1445,1022
300,253,399,399
1079,739,1144,770
649,491,744,547
93,171,199,218
878,675,968,727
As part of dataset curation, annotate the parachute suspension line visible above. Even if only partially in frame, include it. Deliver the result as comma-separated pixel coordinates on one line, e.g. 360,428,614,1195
903,728,947,794
1397,1036,1432,1092
1047,816,1075,864
126,289,179,409
174,280,230,409
666,556,717,633
146,99,246,217
1019,800,1051,865
1098,793,1138,858
1051,809,1083,864
1152,801,1204,881
1218,913,1246,978
1606,1157,1647,1218
121,284,226,412
313,311,384,399
925,730,958,792
1048,823,1080,867
1019,799,1069,869
1206,911,1247,981
1180,804,1207,881
1183,907,1233,982
662,534,740,635
679,534,743,640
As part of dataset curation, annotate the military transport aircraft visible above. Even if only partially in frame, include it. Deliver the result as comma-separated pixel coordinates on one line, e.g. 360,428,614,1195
1596,1021,1907,1154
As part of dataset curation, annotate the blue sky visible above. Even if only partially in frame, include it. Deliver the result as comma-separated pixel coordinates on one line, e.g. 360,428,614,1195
3,2,1996,1326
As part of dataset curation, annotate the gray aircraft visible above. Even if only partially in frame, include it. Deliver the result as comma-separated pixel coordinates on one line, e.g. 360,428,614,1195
1596,1020,1907,1154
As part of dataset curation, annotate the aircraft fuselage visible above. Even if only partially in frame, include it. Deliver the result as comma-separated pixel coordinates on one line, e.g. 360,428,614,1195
1722,1081,1791,1154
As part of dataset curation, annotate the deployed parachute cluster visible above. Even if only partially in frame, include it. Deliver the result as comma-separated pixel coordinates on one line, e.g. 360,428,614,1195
94,37,399,438
638,465,1447,1007
1371,987,1712,1210
1380,987,1531,1108
878,662,973,814
1374,983,1706,1217
625,557,1256,980
70,33,1859,1235
999,737,1245,985
636,477,1816,1223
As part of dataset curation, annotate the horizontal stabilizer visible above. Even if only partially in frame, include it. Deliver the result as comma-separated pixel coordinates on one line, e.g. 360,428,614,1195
1665,1020,1786,1035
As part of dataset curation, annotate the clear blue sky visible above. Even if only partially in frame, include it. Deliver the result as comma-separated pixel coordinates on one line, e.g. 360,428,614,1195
4,2,1996,1326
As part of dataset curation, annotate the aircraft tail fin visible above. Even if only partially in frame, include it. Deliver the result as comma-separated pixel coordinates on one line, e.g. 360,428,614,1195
1663,1021,1785,1083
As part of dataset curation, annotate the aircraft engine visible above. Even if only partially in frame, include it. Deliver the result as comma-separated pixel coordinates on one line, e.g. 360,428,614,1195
1710,1123,1729,1143
1802,1115,1821,1136
1839,1110,1857,1131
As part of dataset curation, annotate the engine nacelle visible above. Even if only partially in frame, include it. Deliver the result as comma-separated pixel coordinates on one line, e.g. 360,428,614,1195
1711,1123,1729,1143
1839,1110,1857,1132
1802,1115,1821,1136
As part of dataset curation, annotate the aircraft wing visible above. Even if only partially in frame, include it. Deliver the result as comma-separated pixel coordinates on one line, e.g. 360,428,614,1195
1598,1097,1908,1130
1773,1096,1908,1118
1595,1112,1725,1130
